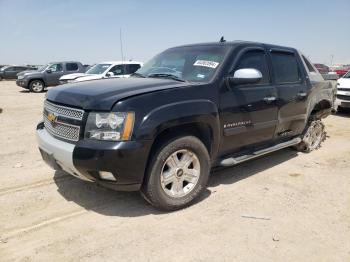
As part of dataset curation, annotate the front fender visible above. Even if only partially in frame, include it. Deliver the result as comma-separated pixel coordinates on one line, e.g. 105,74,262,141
136,99,220,155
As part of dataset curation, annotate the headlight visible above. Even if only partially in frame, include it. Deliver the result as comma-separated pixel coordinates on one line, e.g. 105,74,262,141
18,75,24,80
84,112,134,141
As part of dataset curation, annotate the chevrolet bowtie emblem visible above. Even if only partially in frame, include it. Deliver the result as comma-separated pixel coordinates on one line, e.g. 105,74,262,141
47,112,57,123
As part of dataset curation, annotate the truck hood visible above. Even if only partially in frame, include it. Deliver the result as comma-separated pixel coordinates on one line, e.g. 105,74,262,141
22,71,43,78
60,73,87,81
46,77,188,110
338,78,350,89
17,70,39,76
74,74,104,82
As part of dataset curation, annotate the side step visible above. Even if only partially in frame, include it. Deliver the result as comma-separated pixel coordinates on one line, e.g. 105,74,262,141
220,137,301,167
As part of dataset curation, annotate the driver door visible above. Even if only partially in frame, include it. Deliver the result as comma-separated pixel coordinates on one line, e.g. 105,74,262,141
219,47,278,155
46,63,64,85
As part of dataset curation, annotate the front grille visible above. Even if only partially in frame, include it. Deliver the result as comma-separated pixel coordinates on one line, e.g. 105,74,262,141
44,100,84,120
337,95,350,101
43,100,84,142
337,88,350,92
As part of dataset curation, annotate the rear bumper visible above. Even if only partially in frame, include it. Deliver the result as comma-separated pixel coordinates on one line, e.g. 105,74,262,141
36,122,151,191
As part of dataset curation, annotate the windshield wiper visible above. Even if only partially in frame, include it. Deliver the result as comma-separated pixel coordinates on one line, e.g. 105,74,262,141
147,73,186,82
131,72,146,78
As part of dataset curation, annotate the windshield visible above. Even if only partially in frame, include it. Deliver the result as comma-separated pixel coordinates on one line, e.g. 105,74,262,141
136,46,229,82
0,66,9,71
86,63,111,75
38,64,49,72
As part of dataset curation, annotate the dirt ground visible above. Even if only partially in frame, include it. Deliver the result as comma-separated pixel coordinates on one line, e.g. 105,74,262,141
0,80,349,262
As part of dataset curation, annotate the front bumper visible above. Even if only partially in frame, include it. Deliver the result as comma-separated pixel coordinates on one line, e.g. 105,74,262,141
335,91,350,109
36,122,151,191
16,79,29,88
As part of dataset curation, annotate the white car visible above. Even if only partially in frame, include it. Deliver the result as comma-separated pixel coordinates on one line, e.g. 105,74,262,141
59,61,143,84
335,70,350,112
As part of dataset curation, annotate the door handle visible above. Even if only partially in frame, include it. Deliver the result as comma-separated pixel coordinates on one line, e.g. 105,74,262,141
297,92,307,99
263,96,276,103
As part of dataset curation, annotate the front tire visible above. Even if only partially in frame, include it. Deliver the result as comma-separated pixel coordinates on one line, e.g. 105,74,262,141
141,136,210,211
294,119,326,152
29,80,45,93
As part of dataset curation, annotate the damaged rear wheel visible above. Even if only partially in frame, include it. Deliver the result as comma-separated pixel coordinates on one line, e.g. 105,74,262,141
294,119,326,152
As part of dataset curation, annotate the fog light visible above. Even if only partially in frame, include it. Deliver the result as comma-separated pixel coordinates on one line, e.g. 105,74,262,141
99,171,117,181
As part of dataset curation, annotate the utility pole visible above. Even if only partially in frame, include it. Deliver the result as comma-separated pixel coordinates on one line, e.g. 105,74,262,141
330,54,334,66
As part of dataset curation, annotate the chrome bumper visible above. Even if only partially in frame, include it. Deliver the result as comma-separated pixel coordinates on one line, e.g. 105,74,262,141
36,128,93,181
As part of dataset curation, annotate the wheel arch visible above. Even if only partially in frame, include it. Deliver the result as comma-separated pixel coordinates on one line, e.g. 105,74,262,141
29,78,46,87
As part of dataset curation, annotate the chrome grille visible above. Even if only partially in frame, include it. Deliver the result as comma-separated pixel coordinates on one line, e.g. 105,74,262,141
44,117,80,141
44,100,84,120
43,100,83,142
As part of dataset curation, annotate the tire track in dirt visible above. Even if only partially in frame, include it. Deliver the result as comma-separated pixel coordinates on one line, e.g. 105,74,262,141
2,199,120,240
0,174,73,196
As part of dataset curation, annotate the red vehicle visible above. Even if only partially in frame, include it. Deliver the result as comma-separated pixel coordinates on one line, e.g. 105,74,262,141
334,68,349,77
314,63,329,74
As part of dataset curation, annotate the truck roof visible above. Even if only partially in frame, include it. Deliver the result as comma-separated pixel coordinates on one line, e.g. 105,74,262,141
99,61,143,65
48,61,83,64
173,40,298,52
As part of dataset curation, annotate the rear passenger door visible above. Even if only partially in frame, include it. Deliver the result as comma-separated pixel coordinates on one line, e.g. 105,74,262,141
269,49,309,139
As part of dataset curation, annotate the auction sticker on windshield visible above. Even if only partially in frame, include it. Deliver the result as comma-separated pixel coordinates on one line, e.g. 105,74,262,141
193,60,219,69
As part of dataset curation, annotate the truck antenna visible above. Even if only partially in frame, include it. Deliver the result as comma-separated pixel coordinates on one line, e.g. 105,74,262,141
220,36,226,43
120,28,124,62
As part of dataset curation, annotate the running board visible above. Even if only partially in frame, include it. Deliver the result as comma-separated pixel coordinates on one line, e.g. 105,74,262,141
220,137,302,167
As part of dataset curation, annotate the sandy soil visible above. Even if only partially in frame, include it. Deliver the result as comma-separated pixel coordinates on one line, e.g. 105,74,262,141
0,81,349,261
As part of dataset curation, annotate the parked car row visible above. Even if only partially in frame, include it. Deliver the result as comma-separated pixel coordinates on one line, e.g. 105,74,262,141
0,65,36,80
3,60,143,93
59,61,142,84
16,61,86,92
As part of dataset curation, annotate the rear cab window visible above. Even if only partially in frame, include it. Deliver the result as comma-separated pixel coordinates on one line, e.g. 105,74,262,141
127,64,141,74
270,51,302,84
66,63,79,71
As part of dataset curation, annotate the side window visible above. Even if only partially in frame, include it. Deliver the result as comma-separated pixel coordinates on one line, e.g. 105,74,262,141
109,65,125,75
271,51,301,84
234,49,270,85
128,64,141,74
66,63,79,71
301,55,316,73
5,67,14,71
48,63,63,72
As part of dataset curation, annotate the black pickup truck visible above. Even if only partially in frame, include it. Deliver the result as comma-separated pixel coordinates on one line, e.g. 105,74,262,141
36,41,335,210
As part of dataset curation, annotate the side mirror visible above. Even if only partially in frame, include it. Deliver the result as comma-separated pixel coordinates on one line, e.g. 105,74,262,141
228,68,262,85
46,69,52,73
106,72,114,77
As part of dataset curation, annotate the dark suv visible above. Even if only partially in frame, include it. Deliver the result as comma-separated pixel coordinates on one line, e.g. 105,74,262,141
36,41,335,210
16,61,85,92
0,66,33,80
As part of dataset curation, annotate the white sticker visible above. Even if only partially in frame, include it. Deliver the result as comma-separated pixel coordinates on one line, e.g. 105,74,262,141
193,60,219,69
196,74,205,78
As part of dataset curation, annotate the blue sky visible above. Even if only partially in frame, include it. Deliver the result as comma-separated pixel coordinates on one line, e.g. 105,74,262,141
1,0,349,65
